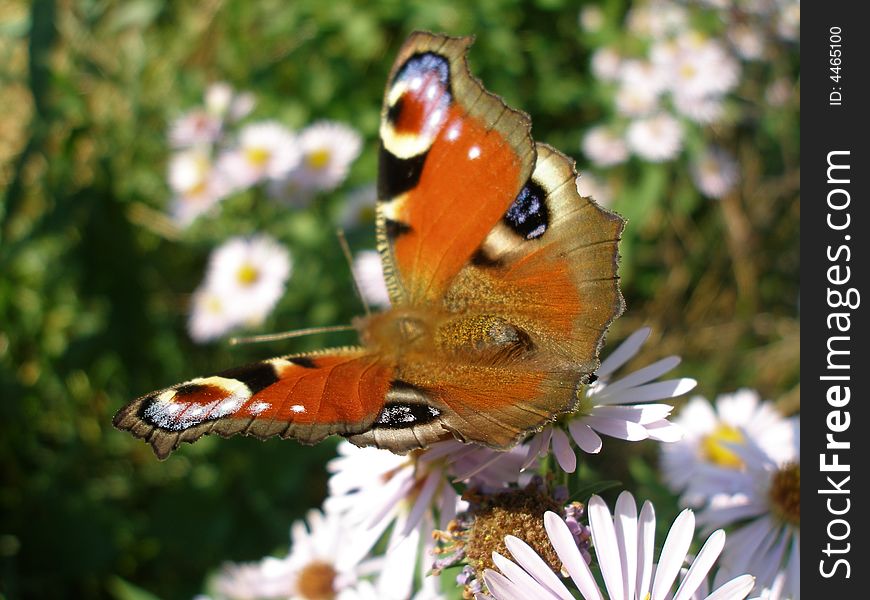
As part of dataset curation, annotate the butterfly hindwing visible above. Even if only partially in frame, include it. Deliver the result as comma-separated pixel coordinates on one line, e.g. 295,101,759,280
377,32,536,305
113,349,394,459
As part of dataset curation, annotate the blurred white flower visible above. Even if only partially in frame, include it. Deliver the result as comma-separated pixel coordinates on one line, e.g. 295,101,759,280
575,172,613,207
627,1,689,39
728,24,767,61
481,493,755,600
352,250,391,309
615,83,662,118
660,390,795,505
205,235,292,326
167,148,230,226
168,110,223,149
672,91,726,124
579,5,605,32
219,121,301,189
296,121,363,190
776,3,800,42
581,126,629,168
212,510,377,600
691,147,740,199
695,421,800,600
591,47,623,82
206,82,256,121
521,327,693,473
188,286,235,343
667,34,740,100
626,113,683,162
765,79,793,108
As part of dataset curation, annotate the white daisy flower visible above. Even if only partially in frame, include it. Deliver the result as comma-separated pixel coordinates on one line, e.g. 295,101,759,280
575,172,614,208
667,35,740,100
581,126,629,168
204,235,292,325
690,147,740,199
695,421,800,600
292,121,363,191
626,114,683,162
776,3,800,42
615,84,661,119
352,250,391,309
188,285,237,343
167,148,230,226
480,492,755,600
626,1,688,39
660,390,795,505
218,121,301,189
521,327,694,473
212,510,377,600
325,440,531,600
591,48,623,82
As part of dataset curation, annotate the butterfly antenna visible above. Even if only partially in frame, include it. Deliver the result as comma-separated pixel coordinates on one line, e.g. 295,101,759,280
229,324,356,346
336,227,372,317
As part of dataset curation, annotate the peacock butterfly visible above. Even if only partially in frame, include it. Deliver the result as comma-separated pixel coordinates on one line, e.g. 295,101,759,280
114,32,625,459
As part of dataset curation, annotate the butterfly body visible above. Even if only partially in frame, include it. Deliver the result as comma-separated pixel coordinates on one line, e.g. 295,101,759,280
114,32,625,459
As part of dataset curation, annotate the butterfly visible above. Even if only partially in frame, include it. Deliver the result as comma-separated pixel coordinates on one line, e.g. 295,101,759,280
114,31,625,459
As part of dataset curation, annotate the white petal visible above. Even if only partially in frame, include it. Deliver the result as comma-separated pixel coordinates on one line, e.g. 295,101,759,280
597,328,651,377
403,471,440,536
672,529,725,600
569,421,603,453
646,420,684,442
583,415,649,441
483,569,530,600
544,512,604,600
614,492,638,600
637,500,656,600
492,552,561,600
504,536,575,600
522,434,546,470
551,428,577,473
589,495,625,600
651,509,695,600
595,356,681,396
596,379,697,405
705,574,756,600
592,404,674,424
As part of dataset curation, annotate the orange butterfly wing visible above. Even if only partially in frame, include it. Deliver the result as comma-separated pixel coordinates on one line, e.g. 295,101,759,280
114,350,393,459
376,32,535,305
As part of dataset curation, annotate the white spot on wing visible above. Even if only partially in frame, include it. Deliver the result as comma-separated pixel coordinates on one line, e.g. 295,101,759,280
410,77,423,91
468,146,481,160
446,124,461,141
291,404,306,413
248,401,270,416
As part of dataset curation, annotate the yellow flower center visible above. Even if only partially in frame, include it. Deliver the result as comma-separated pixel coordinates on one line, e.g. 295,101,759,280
769,462,800,526
296,560,337,600
236,263,260,286
306,148,332,170
680,62,697,80
245,146,271,167
701,424,744,468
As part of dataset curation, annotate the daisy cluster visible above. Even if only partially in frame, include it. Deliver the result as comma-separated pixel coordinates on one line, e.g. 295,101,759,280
164,83,363,341
194,323,799,600
577,0,799,203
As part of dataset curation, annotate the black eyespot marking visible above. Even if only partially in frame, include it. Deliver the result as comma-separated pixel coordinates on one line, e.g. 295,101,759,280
471,248,504,268
504,180,549,240
587,373,598,384
220,362,280,394
289,356,318,369
374,402,441,429
377,143,429,200
385,218,412,240
385,96,405,126
392,52,451,91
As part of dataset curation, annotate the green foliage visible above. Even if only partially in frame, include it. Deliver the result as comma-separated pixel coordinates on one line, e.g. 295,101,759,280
0,0,798,598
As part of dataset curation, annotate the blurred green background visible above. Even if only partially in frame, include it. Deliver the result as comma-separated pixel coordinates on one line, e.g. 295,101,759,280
0,0,798,598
